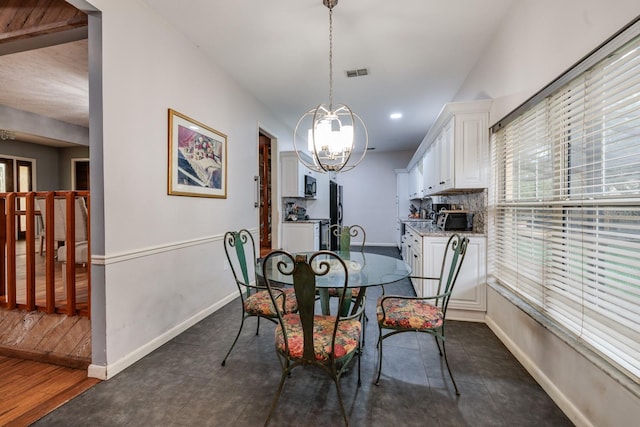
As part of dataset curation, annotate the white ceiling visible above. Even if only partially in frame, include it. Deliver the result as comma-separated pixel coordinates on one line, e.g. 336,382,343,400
0,0,515,152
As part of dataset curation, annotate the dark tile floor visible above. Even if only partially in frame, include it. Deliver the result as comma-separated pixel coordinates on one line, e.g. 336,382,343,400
35,247,574,427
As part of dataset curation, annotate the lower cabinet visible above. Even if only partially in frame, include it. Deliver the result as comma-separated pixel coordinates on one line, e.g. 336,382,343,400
422,235,486,313
281,222,319,253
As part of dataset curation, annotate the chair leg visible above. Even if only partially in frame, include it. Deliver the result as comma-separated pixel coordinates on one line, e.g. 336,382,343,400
361,312,366,347
332,375,349,426
375,328,384,386
221,313,246,366
434,334,443,355
441,340,460,395
265,366,289,426
357,341,362,387
255,315,261,335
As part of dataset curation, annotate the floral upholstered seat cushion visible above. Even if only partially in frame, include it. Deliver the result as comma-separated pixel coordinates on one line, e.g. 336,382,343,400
244,288,297,317
275,313,361,361
376,297,444,330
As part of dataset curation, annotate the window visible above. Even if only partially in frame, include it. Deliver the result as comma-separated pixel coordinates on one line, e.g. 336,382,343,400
490,30,640,382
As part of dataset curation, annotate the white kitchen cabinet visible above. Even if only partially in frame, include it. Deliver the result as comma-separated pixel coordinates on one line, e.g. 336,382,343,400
402,226,423,297
422,144,435,194
396,169,408,219
436,117,454,193
281,151,316,198
422,235,486,313
452,111,489,189
281,222,319,253
407,164,420,199
419,100,490,196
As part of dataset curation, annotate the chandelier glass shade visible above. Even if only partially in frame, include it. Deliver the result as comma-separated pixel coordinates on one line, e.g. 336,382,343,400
293,0,368,173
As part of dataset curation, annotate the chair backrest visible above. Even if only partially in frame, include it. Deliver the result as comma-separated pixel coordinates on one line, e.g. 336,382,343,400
223,229,258,297
36,196,88,242
435,234,469,311
262,250,361,362
329,224,366,251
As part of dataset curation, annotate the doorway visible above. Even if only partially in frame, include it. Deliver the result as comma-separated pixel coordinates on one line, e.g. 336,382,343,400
72,159,90,190
258,134,272,256
0,157,34,240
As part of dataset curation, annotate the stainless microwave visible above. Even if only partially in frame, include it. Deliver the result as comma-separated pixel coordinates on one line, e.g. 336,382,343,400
304,174,316,198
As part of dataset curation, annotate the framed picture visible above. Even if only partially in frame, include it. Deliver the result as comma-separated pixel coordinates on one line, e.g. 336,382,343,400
168,108,227,198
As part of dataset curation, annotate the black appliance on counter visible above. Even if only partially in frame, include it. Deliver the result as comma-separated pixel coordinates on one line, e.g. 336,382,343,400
329,180,343,250
436,210,474,231
319,219,331,250
304,174,317,198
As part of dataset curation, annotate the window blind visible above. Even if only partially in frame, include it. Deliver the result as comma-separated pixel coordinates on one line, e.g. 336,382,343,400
490,33,640,382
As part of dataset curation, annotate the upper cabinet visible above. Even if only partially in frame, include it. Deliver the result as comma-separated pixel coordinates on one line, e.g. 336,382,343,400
407,163,422,199
281,151,317,198
411,99,491,197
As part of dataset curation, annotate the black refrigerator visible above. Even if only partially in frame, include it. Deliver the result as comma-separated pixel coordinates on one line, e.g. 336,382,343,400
329,180,343,250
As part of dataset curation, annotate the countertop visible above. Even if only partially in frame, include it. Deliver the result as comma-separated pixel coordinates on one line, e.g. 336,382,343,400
402,219,486,237
283,218,329,224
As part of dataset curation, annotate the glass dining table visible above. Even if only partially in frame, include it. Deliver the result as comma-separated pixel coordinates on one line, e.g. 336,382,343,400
258,250,412,315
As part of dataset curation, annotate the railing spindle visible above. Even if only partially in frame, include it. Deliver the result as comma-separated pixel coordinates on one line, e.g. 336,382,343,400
25,193,36,311
64,192,77,315
6,193,17,309
43,192,56,313
0,198,6,301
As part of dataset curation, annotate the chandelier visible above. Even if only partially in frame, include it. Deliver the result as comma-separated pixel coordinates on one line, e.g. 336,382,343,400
293,0,368,173
0,129,16,141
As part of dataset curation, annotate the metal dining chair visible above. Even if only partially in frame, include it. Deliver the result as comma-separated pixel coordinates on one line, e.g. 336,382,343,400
326,224,369,343
221,229,297,366
375,233,469,395
325,224,366,303
262,250,365,426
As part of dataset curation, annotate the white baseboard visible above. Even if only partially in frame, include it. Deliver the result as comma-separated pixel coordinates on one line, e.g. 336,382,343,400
88,291,237,380
485,315,592,427
447,308,486,322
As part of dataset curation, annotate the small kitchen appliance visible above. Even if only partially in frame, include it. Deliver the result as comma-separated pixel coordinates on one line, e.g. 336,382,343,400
436,210,473,231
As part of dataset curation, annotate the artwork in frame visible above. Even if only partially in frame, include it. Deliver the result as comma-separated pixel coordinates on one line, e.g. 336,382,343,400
168,108,227,198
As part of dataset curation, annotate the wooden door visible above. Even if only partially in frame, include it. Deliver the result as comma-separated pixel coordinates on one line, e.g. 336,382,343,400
258,134,271,250
16,160,34,240
74,160,90,190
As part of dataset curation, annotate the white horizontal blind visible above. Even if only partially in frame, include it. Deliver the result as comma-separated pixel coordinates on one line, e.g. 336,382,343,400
490,34,640,382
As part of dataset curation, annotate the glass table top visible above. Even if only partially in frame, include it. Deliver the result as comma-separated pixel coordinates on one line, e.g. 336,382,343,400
258,251,411,288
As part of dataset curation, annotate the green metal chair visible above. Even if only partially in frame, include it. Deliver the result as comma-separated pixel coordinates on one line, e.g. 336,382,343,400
326,224,368,342
329,224,366,252
375,233,469,394
262,250,365,426
221,229,297,366
326,224,365,303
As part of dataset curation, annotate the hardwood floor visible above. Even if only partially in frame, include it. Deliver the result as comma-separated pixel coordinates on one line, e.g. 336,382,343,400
0,356,100,426
0,240,95,426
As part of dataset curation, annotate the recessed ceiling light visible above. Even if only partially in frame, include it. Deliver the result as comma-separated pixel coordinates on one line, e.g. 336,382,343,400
390,113,402,120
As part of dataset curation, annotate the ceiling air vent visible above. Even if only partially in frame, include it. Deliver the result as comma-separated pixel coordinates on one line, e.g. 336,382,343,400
346,68,369,78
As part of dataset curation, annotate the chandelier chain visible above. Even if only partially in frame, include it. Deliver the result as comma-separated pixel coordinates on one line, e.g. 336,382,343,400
328,5,333,110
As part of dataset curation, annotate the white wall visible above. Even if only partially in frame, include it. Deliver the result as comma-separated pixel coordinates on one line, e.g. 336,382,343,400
84,0,293,378
457,1,640,425
339,150,413,246
455,0,640,126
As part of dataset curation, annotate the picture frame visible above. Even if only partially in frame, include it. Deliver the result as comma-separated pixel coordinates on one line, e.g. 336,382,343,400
168,108,227,198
